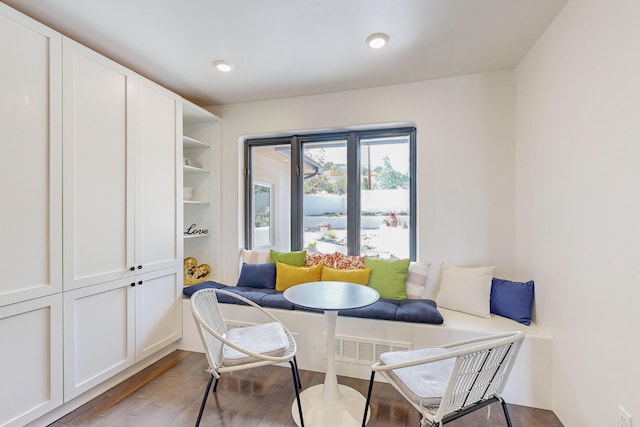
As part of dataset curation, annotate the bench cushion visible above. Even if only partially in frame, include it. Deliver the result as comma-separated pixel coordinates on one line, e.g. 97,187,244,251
184,281,443,324
380,347,454,407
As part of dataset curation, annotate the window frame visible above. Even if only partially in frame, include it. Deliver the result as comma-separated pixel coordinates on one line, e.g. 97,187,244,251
244,127,417,260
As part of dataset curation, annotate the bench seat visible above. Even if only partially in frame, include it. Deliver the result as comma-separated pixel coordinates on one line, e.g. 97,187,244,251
183,281,444,324
179,282,552,410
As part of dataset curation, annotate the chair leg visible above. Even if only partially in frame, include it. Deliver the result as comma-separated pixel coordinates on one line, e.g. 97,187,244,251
499,397,513,427
290,361,305,427
362,371,376,427
195,373,215,427
212,377,220,393
293,355,302,390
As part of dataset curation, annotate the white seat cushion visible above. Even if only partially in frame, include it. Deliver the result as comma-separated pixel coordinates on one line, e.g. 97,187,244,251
381,347,454,407
222,322,288,366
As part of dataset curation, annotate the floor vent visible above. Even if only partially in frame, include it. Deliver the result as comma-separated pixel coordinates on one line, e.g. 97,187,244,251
334,335,411,365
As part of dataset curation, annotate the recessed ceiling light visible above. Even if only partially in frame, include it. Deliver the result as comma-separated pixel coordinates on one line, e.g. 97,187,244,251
212,60,233,72
366,33,389,49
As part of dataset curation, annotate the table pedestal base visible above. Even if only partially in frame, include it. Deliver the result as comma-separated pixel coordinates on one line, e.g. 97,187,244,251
291,384,370,426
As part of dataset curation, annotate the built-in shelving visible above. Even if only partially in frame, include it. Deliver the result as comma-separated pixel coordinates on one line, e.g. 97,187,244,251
182,101,221,281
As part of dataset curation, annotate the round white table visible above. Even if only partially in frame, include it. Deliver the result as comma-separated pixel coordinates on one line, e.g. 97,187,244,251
284,281,380,427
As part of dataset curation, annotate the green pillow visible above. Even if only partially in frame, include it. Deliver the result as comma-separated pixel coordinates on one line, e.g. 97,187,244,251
364,257,410,300
270,249,307,266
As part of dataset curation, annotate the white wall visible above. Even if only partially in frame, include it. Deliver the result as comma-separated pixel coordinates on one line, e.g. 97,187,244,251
213,70,517,298
516,0,640,425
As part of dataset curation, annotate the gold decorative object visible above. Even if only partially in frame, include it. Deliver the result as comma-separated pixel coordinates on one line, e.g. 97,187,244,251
184,257,211,286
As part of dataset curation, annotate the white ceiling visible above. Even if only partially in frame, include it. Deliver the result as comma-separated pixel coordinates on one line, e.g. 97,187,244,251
3,0,566,106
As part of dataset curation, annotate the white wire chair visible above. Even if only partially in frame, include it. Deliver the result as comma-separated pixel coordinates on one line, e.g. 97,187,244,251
362,331,524,427
191,288,304,427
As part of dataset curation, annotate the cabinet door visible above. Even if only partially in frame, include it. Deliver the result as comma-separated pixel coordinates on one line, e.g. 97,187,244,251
0,295,63,427
131,79,182,273
135,267,182,361
63,279,135,400
0,3,62,306
62,37,135,290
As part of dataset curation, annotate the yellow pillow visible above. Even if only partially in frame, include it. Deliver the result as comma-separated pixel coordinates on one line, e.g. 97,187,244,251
321,266,372,286
275,262,323,291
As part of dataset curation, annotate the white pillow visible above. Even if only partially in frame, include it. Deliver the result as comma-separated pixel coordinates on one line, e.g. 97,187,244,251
436,262,495,318
405,261,431,299
241,249,271,264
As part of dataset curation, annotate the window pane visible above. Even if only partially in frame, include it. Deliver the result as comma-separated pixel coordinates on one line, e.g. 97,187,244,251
360,135,411,259
253,183,271,247
302,140,348,254
250,144,291,250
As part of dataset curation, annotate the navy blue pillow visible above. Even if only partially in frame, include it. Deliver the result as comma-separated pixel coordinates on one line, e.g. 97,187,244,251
236,262,276,289
490,278,535,325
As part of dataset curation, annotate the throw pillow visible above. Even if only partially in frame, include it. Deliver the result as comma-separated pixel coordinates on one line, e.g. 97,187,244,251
364,257,411,300
270,249,307,266
490,278,535,325
305,251,341,268
236,262,276,289
275,262,323,291
405,261,432,299
321,266,372,285
241,249,270,264
335,254,365,270
437,263,495,318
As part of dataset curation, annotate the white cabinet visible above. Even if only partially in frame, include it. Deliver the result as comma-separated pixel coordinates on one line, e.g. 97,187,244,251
0,3,62,307
63,39,182,401
0,3,194,422
61,38,184,400
182,101,221,280
132,81,183,274
134,268,183,360
0,5,64,425
0,295,63,427
62,37,181,291
63,268,181,400
63,279,134,400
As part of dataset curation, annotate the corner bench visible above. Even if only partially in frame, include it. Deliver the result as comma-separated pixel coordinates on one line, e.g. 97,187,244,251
178,281,552,410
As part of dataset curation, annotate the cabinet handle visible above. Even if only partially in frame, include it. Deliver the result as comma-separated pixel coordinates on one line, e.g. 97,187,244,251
137,265,143,270
130,266,135,271
138,281,143,285
130,282,135,287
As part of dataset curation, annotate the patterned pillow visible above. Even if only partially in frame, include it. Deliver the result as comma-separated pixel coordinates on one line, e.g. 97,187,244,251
405,261,431,299
335,254,365,270
305,251,341,268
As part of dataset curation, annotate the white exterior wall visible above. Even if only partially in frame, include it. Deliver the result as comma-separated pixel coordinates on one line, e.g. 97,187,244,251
213,70,517,298
516,1,640,425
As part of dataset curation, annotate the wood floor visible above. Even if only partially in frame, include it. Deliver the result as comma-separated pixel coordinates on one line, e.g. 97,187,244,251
51,350,563,427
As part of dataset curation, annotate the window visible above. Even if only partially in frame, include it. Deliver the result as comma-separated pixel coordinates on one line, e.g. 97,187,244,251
252,182,272,247
245,127,416,260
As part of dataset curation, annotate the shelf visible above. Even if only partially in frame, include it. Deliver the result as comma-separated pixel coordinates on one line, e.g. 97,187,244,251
184,234,210,240
183,200,210,206
183,135,209,149
183,165,209,174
